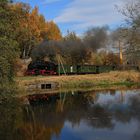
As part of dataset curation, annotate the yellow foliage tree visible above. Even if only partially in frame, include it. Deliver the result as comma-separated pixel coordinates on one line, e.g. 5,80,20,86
11,3,62,58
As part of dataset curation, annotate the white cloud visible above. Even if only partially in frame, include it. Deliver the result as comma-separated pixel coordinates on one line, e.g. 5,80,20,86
42,0,61,5
54,0,129,29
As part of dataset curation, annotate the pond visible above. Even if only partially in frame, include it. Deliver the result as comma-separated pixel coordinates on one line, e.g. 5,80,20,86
0,89,140,140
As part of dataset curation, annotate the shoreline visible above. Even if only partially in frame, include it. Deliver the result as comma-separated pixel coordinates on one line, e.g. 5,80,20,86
16,71,140,95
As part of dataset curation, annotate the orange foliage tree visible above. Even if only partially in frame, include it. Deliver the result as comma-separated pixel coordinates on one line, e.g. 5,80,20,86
11,3,62,59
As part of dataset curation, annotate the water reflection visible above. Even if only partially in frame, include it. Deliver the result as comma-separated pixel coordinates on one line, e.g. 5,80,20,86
0,89,140,140
0,98,23,140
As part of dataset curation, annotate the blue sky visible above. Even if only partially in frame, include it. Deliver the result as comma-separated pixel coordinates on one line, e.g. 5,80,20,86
18,0,128,36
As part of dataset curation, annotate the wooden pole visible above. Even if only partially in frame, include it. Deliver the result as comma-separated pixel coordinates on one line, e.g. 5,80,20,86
57,54,66,75
57,55,61,76
119,40,123,65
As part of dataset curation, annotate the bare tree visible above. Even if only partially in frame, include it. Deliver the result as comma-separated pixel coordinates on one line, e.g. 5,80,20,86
116,0,140,65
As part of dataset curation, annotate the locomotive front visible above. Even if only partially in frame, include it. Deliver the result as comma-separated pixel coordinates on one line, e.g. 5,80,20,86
25,60,57,76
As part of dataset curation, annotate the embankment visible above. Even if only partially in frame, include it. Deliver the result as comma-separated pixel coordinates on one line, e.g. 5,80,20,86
16,71,140,93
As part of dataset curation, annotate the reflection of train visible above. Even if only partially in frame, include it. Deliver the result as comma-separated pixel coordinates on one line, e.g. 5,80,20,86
27,93,60,105
25,60,116,76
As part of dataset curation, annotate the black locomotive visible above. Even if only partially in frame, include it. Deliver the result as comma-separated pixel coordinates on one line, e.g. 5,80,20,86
26,60,57,75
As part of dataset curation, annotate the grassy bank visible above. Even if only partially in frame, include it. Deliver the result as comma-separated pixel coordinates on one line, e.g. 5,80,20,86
16,71,140,93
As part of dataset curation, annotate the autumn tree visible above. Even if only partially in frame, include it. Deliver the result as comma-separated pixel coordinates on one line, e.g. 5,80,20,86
45,21,62,41
12,3,62,59
104,52,120,66
13,5,44,58
0,0,20,87
12,3,33,59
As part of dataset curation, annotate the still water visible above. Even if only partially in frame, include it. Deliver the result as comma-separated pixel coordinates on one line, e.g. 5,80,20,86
0,89,140,140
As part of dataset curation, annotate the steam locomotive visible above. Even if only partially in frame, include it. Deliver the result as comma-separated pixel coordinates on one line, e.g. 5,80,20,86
25,60,117,76
26,60,57,75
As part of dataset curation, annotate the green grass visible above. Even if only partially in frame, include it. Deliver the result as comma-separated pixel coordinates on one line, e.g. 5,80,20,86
15,76,46,80
61,81,139,89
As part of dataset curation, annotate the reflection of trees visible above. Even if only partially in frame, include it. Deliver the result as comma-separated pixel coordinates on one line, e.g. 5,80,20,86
129,94,140,140
86,105,114,129
84,91,99,104
22,91,116,136
112,93,140,123
0,98,22,140
63,92,89,126
1,90,140,140
130,94,140,119
19,102,64,140
17,122,63,140
24,91,133,133
110,90,116,96
114,109,131,123
62,92,114,129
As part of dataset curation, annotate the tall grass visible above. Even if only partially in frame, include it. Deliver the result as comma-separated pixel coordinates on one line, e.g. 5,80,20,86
16,71,140,93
